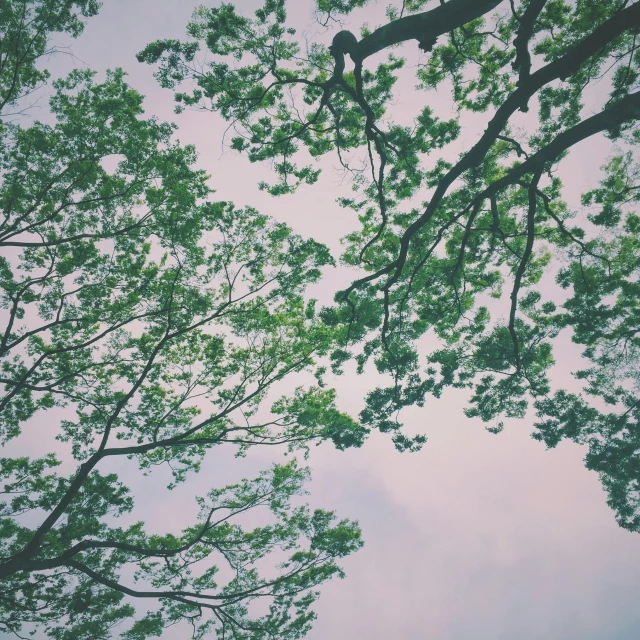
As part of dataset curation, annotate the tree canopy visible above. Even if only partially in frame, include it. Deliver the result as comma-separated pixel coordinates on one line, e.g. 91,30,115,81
0,0,100,115
140,0,640,533
0,4,365,638
2,0,640,638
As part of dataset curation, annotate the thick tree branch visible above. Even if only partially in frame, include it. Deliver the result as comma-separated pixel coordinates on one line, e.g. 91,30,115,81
351,0,504,61
484,89,640,197
338,2,640,302
512,0,547,99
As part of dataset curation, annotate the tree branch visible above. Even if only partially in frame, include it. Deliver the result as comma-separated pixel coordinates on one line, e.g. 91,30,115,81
352,0,504,61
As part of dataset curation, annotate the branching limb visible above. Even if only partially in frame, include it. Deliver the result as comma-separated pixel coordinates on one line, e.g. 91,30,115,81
508,172,541,372
338,4,640,301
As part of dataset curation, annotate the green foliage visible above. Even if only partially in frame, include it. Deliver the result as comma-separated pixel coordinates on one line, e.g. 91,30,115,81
0,0,101,117
1,458,362,639
5,0,640,635
272,386,368,450
141,0,640,532
0,12,365,636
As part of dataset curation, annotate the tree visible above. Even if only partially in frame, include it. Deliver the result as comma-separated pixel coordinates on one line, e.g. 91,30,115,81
139,0,640,532
0,0,100,117
0,35,366,640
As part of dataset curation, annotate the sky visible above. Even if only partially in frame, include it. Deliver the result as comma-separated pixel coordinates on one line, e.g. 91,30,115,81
3,1,640,639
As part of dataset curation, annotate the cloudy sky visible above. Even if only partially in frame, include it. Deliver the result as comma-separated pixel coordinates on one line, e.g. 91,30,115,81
4,1,640,638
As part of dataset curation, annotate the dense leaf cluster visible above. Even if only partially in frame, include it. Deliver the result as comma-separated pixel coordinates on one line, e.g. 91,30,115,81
0,0,100,115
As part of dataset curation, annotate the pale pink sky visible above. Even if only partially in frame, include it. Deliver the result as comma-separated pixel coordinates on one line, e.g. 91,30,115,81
4,1,640,638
